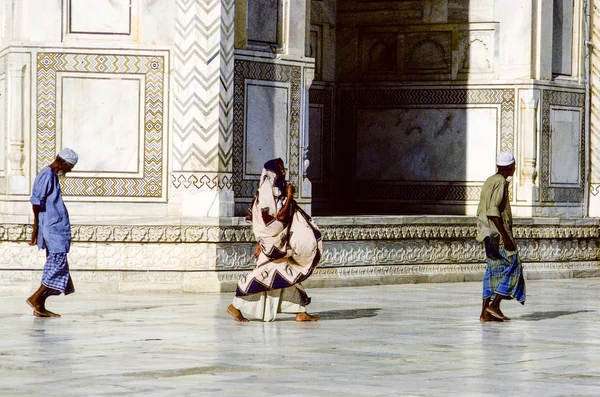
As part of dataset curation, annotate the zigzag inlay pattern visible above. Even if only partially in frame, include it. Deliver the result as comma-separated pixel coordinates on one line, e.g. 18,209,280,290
172,0,235,174
36,53,165,198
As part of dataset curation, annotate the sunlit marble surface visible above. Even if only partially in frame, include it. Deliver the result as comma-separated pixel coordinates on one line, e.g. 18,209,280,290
2,279,599,396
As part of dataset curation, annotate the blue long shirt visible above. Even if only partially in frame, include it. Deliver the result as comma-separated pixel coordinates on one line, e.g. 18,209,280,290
30,166,71,253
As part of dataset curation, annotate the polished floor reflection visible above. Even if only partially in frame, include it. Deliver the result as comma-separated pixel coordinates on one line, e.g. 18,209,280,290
2,278,600,396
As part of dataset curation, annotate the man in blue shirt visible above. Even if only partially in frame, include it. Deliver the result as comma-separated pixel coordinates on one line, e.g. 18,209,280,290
26,148,78,317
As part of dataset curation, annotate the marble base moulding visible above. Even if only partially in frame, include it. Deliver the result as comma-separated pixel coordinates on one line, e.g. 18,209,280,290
1,216,599,293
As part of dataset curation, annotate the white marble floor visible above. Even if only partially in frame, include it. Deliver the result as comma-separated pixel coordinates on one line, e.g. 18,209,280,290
2,279,600,397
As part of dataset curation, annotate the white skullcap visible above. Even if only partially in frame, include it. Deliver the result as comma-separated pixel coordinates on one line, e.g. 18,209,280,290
58,148,78,165
496,151,515,166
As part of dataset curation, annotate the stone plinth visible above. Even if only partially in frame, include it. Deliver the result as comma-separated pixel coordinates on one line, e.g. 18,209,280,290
2,216,599,293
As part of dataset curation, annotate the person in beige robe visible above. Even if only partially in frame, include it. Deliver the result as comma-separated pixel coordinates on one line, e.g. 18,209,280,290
227,158,322,322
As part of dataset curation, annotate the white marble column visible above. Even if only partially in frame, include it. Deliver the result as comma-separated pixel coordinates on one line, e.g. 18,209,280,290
6,54,29,194
533,0,554,80
170,0,236,217
300,66,315,211
517,90,540,213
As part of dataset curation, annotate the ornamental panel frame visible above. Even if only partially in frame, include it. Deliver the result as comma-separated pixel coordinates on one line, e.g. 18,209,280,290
232,59,302,199
36,52,167,201
540,89,585,203
339,87,515,204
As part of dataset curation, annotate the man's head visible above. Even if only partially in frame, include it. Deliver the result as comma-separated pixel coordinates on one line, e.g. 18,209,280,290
274,158,286,180
496,151,515,176
54,148,78,176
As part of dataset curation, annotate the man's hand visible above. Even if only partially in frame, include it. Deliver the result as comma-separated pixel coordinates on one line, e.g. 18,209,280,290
29,226,38,246
503,237,516,252
286,183,295,197
253,243,262,259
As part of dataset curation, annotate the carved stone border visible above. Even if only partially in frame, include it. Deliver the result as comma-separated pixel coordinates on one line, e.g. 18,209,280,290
217,261,600,284
2,222,598,243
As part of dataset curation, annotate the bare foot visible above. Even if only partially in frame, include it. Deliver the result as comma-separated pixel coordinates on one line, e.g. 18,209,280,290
227,304,249,322
27,298,61,318
33,310,50,318
480,311,503,322
26,298,47,318
485,306,510,321
296,312,320,322
42,310,61,318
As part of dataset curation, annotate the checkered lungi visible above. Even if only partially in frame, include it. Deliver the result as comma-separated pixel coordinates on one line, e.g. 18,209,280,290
41,252,75,295
482,237,525,304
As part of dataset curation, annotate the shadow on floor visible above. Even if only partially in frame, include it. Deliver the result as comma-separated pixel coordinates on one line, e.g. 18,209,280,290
315,308,382,321
519,310,594,321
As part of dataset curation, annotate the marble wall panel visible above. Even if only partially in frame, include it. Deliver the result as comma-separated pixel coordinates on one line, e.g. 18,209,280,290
361,33,398,77
590,0,600,213
0,70,5,179
308,84,334,200
69,0,131,35
0,0,5,41
354,107,497,182
232,59,302,207
338,87,514,211
550,108,581,186
552,0,574,76
247,0,280,45
244,82,289,177
309,26,323,80
448,0,494,23
402,31,452,75
36,52,167,201
308,105,324,182
337,0,423,25
540,89,585,203
458,28,495,74
58,74,142,174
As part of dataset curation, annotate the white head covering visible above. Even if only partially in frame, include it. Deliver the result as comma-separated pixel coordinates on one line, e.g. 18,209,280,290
496,151,515,166
58,147,78,166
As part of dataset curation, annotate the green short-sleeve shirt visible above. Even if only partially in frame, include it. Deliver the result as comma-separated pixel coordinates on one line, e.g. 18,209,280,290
476,173,513,245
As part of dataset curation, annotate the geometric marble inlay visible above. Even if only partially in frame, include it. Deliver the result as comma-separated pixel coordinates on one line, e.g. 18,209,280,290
37,52,166,199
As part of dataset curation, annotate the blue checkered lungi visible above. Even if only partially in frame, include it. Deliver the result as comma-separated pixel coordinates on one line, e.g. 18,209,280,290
482,238,525,304
41,252,75,295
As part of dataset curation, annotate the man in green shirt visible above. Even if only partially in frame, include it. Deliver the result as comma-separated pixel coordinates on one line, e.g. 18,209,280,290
476,151,526,322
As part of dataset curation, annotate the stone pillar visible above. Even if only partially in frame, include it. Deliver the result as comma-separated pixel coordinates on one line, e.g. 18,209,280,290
6,54,29,195
300,66,315,211
516,90,540,215
170,0,236,218
532,0,554,80
589,0,600,215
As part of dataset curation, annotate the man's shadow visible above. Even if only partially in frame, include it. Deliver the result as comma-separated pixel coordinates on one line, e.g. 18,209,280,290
314,308,381,321
519,310,594,321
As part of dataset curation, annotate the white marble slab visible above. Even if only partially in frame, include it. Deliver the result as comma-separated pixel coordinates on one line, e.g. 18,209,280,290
59,74,142,174
70,0,130,34
244,81,289,177
1,279,599,396
550,108,581,185
355,107,497,182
